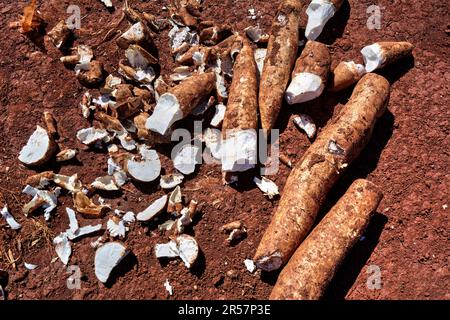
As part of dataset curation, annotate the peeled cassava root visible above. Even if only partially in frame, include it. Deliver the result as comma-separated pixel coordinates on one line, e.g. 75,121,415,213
221,39,258,174
146,72,215,135
254,73,390,271
259,0,305,131
270,179,383,300
285,40,331,105
305,0,345,40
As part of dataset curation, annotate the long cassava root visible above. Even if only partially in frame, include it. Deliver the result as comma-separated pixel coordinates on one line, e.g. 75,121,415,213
270,179,383,300
254,73,390,271
259,0,305,131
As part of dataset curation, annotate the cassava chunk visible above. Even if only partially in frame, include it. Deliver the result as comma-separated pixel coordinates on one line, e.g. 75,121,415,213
270,179,383,300
18,126,57,167
328,61,366,92
361,41,414,73
254,73,390,271
285,40,331,105
259,0,305,131
305,0,345,40
145,72,215,135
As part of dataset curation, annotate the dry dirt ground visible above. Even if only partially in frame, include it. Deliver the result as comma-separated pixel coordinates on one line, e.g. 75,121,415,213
0,0,449,300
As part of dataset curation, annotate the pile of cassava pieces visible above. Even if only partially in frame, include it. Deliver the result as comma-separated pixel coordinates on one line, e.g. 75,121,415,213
1,0,414,300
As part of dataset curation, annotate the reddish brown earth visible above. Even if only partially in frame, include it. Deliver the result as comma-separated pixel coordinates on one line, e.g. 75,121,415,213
0,0,448,300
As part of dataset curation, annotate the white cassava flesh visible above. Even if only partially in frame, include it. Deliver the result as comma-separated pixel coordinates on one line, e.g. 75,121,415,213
117,22,148,48
53,233,71,265
53,173,82,192
19,125,55,166
285,72,324,104
293,114,317,139
254,48,267,79
77,128,109,145
24,262,38,270
305,0,337,40
155,234,199,269
65,208,102,240
94,242,128,283
254,177,280,199
137,195,168,221
361,43,384,72
210,104,226,128
221,130,257,172
22,185,61,220
173,144,201,175
91,176,120,191
164,279,173,295
1,206,21,230
145,93,183,135
203,128,222,160
126,146,161,182
160,173,184,189
107,218,127,238
244,259,257,273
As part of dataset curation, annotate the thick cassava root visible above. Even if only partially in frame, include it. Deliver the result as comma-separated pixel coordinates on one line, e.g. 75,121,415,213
254,73,390,271
270,179,383,300
259,0,305,131
221,39,258,174
361,41,414,72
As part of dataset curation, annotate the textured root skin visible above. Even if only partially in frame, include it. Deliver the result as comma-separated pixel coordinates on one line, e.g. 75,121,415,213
254,73,390,271
292,40,331,82
270,179,383,300
170,71,215,116
259,0,305,131
222,40,258,136
328,61,363,92
379,41,414,68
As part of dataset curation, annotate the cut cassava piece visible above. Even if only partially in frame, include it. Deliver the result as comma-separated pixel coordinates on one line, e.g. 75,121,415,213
328,61,366,92
259,0,305,131
361,41,414,73
305,0,344,40
270,179,383,300
18,125,57,167
221,39,258,173
145,71,215,135
285,40,331,104
254,73,390,271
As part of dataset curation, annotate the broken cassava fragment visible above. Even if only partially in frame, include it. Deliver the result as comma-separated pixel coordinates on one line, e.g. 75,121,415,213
167,186,183,214
361,41,414,73
77,127,110,146
53,233,71,265
173,144,201,175
126,146,161,182
55,149,77,162
254,73,390,271
259,0,304,131
221,40,258,174
73,191,108,218
293,114,317,139
47,20,71,49
53,173,83,192
22,185,61,220
19,125,57,167
137,195,168,222
305,0,344,40
65,208,102,240
155,234,199,269
245,26,269,43
210,103,226,128
254,177,280,199
160,173,184,189
270,179,383,299
117,22,152,49
95,242,129,283
146,72,215,135
1,206,21,230
285,40,331,105
328,61,366,92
